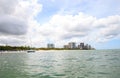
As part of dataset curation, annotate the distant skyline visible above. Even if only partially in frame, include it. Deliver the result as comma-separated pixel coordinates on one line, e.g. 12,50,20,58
0,0,120,49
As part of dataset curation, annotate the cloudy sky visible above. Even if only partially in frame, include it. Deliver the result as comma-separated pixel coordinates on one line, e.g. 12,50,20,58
0,0,120,49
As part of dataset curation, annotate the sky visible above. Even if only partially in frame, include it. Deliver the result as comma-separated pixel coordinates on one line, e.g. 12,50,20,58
0,0,120,49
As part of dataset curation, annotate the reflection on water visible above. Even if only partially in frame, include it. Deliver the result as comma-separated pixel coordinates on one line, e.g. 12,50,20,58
0,50,120,78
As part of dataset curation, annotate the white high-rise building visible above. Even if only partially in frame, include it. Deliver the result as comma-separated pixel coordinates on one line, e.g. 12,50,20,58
47,44,55,48
68,42,76,49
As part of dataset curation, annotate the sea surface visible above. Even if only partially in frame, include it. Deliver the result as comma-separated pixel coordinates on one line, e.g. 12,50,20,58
0,50,120,78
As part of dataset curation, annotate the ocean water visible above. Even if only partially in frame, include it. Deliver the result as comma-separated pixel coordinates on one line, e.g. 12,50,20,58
0,50,120,78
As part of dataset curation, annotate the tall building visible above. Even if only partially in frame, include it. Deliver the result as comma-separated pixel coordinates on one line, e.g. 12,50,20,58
88,45,91,50
47,44,55,48
64,45,69,49
84,44,89,50
68,42,76,49
63,42,94,50
78,43,84,49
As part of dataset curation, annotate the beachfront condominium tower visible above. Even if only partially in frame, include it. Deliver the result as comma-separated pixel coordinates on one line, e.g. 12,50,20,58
68,42,76,49
78,43,84,49
47,43,55,48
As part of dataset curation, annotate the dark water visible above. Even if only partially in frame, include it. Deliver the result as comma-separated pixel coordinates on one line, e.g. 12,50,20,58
0,50,120,78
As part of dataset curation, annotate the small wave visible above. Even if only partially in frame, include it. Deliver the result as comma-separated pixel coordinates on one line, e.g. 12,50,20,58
40,65,51,68
97,72,109,75
64,70,71,73
109,57,119,61
100,65,107,67
87,71,96,74
65,58,77,61
31,72,44,77
77,77,85,78
53,73,66,76
79,66,86,68
39,75,54,78
86,57,94,61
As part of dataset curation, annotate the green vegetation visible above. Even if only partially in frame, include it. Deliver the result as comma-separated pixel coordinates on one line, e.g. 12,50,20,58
0,45,35,51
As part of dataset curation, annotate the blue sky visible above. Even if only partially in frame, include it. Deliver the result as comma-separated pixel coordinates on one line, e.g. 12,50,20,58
0,0,120,49
37,0,120,21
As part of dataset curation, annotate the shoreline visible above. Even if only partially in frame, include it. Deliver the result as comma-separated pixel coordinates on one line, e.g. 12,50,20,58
0,51,27,53
0,49,96,53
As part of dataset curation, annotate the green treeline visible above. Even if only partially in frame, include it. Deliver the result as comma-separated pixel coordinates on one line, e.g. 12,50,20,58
0,45,34,51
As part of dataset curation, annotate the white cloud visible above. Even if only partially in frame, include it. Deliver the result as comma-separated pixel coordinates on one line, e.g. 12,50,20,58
0,0,120,48
13,0,42,19
32,13,120,47
0,0,18,15
0,0,42,46
0,15,28,35
0,36,26,46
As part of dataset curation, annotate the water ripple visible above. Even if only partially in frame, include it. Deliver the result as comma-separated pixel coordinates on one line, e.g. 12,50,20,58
53,73,66,76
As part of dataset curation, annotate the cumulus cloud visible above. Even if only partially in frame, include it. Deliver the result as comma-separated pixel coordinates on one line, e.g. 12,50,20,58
94,15,120,42
0,15,28,35
102,25,120,39
33,13,120,47
0,0,18,15
38,13,96,40
13,0,42,19
0,0,27,35
0,0,120,48
0,0,28,36
0,36,26,46
0,0,42,46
